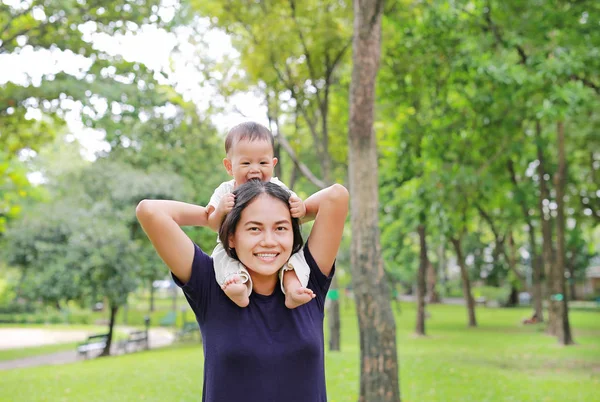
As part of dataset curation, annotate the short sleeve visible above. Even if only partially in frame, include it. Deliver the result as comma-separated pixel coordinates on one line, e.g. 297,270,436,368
303,244,334,312
270,177,297,198
208,180,235,210
171,243,216,322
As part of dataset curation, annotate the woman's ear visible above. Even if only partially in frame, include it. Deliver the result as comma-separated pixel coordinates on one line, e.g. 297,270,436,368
228,235,235,249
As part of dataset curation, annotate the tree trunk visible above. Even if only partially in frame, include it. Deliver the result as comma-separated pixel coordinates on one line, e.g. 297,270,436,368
348,0,400,399
532,255,544,321
507,285,519,306
328,275,341,351
438,241,450,295
426,261,441,303
507,158,544,321
536,121,556,334
149,279,155,313
552,121,574,345
567,251,577,301
450,236,477,327
100,303,118,357
13,268,27,302
416,220,428,335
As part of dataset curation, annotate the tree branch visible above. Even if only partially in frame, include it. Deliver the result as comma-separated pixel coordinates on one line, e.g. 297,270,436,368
276,130,327,189
288,0,322,106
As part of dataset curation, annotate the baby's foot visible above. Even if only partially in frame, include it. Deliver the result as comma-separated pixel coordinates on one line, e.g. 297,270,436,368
222,275,250,307
285,287,315,309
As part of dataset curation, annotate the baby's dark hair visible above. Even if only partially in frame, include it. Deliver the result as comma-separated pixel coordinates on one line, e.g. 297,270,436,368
224,122,275,155
218,180,303,261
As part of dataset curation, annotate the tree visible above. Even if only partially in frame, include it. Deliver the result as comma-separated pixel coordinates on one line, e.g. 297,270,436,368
552,121,574,345
348,0,400,400
0,0,184,226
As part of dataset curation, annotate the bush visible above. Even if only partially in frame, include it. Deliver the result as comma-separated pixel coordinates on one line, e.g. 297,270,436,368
68,311,92,325
0,313,15,323
46,313,63,324
473,286,512,306
0,303,36,314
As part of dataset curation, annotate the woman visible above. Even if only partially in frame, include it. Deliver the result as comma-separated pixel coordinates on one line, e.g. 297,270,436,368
136,180,348,401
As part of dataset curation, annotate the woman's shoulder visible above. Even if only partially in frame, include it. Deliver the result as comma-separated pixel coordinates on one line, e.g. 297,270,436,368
172,243,215,289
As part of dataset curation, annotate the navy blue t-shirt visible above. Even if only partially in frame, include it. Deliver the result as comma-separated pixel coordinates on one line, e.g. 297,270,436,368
173,244,334,402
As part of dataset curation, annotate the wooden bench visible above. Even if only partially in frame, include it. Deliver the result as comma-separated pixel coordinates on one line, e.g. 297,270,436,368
159,311,177,327
475,296,488,307
176,322,200,341
77,333,108,359
118,330,149,354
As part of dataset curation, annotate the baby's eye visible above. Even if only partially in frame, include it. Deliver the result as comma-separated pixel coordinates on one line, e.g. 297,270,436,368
260,161,269,165
242,162,250,165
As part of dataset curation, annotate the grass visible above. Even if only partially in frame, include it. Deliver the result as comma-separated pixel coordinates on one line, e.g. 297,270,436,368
0,302,598,402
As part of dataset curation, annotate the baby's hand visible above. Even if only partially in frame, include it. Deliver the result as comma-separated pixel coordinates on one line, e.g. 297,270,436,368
289,195,306,219
218,193,235,214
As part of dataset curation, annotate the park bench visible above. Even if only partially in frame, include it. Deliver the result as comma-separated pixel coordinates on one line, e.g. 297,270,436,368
118,330,149,354
475,296,488,307
159,311,177,327
77,333,108,359
176,321,200,341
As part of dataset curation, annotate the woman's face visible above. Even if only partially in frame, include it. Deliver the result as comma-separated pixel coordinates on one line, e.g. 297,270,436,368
229,193,294,276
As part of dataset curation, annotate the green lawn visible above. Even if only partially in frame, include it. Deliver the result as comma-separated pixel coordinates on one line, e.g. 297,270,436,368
0,302,598,402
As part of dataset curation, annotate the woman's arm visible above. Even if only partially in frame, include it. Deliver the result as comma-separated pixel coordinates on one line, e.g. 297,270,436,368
304,184,349,276
136,200,208,283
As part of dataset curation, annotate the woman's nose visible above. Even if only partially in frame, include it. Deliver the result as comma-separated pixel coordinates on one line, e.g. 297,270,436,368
260,231,277,246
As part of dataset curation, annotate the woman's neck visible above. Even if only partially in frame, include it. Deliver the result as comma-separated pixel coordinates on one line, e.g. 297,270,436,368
248,271,278,296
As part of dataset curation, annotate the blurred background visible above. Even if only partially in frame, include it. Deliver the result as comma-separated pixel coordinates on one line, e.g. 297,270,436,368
0,0,598,401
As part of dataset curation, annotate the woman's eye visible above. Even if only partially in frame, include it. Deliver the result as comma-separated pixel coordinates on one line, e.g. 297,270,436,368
277,226,288,231
249,227,260,232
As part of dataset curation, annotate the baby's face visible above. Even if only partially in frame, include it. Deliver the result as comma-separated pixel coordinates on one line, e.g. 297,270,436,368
224,139,278,187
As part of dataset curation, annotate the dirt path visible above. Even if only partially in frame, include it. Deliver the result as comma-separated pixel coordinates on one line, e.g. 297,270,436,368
0,328,92,350
0,327,176,370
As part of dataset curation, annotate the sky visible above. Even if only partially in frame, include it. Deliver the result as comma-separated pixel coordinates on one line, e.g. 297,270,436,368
0,1,268,162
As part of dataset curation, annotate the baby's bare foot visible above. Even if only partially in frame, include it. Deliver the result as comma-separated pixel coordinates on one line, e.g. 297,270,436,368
285,287,315,309
222,275,250,307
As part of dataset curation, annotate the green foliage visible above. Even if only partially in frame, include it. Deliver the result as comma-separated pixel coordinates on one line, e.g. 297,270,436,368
377,0,600,294
0,0,187,229
3,156,187,310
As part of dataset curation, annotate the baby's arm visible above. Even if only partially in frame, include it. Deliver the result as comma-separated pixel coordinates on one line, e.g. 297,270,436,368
207,193,235,232
289,194,306,220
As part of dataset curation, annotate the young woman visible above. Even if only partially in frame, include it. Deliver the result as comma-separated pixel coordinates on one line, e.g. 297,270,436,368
136,180,348,401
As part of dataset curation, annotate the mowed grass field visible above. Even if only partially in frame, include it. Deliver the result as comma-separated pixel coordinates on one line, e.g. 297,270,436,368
0,302,598,402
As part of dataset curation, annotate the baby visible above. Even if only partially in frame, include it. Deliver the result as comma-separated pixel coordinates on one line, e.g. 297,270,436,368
206,122,314,308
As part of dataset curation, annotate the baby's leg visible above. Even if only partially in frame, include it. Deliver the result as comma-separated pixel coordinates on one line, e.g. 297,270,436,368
282,269,315,309
222,274,250,307
212,243,252,307
280,248,314,309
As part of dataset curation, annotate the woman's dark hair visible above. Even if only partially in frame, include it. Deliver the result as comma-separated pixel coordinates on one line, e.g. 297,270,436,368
218,180,303,261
